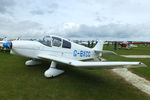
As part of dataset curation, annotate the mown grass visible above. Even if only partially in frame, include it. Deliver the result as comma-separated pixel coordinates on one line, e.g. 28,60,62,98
103,44,150,80
104,44,150,55
0,52,150,100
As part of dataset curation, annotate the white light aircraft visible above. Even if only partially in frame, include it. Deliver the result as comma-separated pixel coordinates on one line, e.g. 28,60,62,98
3,35,145,78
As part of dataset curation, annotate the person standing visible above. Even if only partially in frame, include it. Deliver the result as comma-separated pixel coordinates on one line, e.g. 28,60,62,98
114,41,117,50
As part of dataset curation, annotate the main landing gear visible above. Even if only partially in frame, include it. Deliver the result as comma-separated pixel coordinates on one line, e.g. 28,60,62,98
25,60,64,78
44,61,64,78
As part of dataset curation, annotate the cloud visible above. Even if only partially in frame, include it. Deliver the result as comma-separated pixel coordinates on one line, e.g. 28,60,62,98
15,20,42,31
47,3,58,14
30,2,58,15
30,9,44,15
0,16,43,38
0,18,42,31
0,0,150,41
64,23,150,40
0,0,16,14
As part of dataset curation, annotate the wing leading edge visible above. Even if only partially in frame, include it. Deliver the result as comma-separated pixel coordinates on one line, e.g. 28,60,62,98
38,54,146,69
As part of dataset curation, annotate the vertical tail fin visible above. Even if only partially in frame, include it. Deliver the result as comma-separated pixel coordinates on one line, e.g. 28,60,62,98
92,40,104,51
93,40,117,56
92,40,104,57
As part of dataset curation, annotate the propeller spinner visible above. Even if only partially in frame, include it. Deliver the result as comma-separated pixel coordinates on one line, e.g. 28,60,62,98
3,42,12,48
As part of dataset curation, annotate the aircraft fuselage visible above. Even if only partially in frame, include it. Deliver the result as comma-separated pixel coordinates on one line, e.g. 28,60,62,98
11,40,98,61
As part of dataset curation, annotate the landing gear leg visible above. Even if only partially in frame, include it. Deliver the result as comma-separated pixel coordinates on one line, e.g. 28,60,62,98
44,61,64,78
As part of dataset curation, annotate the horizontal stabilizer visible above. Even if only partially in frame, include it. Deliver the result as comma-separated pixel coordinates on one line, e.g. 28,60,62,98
102,50,117,55
94,50,117,55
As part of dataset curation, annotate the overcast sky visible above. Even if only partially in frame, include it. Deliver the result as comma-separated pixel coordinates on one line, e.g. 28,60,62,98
0,0,150,41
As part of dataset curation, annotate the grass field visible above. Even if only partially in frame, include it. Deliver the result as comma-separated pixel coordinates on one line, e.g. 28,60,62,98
104,44,150,55
0,45,150,100
103,44,150,80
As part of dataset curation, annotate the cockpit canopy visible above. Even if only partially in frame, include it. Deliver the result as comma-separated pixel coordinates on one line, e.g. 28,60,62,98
39,36,71,49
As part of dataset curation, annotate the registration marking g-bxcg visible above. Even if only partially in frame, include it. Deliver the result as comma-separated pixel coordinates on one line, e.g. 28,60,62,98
73,50,91,57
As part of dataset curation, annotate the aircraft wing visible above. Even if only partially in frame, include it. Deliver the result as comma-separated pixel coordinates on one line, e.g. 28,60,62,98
38,54,146,69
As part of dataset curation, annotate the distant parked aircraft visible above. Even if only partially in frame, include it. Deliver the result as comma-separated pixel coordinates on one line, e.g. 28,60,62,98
120,41,137,49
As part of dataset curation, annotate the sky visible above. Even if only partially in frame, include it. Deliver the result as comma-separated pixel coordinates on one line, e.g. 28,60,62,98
0,0,150,41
